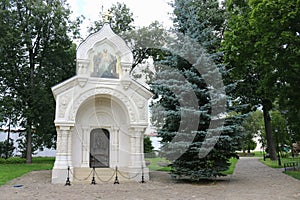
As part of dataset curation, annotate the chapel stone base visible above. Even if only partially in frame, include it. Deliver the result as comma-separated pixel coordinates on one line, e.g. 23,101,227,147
52,168,73,184
51,167,149,184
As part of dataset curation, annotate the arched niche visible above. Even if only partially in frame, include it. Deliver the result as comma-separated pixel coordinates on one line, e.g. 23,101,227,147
72,95,131,168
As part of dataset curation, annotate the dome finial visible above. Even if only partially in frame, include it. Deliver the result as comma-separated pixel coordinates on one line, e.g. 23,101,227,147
102,10,112,23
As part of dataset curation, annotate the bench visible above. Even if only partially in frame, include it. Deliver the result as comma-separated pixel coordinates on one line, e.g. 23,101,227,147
283,162,300,171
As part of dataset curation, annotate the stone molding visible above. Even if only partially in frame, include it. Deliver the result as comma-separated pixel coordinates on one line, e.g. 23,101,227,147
77,23,133,65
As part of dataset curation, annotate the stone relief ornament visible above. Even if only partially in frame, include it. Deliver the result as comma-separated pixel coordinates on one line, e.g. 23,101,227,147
69,88,136,123
59,93,71,118
131,95,147,121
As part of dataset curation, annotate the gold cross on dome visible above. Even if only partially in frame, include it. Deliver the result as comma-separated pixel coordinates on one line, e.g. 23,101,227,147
103,10,112,23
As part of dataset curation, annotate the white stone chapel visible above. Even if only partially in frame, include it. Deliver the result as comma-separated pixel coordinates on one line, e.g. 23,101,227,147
51,23,152,184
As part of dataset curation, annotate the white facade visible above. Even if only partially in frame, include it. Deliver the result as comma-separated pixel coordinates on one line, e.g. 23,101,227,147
51,24,152,184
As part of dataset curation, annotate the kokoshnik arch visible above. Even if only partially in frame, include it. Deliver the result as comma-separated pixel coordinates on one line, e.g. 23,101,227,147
51,23,152,184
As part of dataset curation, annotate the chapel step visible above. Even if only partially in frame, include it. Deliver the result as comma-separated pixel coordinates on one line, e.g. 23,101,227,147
73,167,133,183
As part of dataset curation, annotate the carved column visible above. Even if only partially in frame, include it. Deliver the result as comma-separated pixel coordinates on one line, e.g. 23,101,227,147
54,126,70,168
81,127,90,167
129,126,146,168
52,123,74,184
127,126,149,181
111,126,119,167
67,126,73,167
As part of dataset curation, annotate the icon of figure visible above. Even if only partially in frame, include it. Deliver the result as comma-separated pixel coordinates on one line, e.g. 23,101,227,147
92,49,118,78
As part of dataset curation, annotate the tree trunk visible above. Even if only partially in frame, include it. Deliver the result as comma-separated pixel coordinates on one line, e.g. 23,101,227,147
262,106,277,160
5,115,11,159
26,127,32,164
26,49,34,164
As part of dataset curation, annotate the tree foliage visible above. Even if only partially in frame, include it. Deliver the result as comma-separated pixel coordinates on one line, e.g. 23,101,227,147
240,110,263,153
0,138,15,158
144,136,154,153
89,3,168,71
268,110,290,152
272,111,290,154
88,2,135,35
249,0,300,141
124,21,168,69
149,0,241,179
221,0,300,160
0,0,79,162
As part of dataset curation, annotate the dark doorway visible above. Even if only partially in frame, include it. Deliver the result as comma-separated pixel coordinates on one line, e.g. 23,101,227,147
90,128,110,168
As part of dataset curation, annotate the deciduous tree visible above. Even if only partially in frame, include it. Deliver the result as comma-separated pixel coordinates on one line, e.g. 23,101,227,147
0,0,79,163
88,2,135,35
241,110,263,153
222,0,285,160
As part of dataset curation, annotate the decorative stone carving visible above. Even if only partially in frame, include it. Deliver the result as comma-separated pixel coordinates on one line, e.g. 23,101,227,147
77,77,88,88
91,112,113,126
77,59,90,76
68,87,136,123
131,95,148,121
121,80,131,90
58,93,72,118
77,24,133,66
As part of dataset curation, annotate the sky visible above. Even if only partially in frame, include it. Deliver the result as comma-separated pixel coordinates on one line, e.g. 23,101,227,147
66,0,173,38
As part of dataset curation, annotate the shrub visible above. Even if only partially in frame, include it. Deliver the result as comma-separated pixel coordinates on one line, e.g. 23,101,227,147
0,139,15,158
0,157,25,164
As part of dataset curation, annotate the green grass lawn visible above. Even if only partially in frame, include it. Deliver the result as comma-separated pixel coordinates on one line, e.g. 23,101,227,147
259,157,300,168
222,157,238,175
237,151,265,157
145,157,238,175
0,157,55,186
259,157,300,180
284,170,300,180
253,151,264,157
146,157,172,171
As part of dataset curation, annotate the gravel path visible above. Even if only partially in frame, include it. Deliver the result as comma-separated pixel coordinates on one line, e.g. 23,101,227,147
0,157,299,200
224,157,300,200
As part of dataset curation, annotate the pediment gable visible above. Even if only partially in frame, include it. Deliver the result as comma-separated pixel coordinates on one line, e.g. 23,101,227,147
77,23,133,67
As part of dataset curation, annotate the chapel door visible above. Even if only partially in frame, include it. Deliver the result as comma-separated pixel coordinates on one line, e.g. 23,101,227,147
90,128,110,168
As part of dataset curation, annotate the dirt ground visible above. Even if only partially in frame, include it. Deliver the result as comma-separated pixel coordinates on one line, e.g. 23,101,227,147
0,170,231,200
1,158,300,200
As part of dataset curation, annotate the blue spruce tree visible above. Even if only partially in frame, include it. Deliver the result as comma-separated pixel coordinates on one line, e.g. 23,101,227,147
150,0,242,179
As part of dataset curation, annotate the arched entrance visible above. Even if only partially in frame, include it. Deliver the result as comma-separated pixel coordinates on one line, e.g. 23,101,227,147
90,128,110,168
